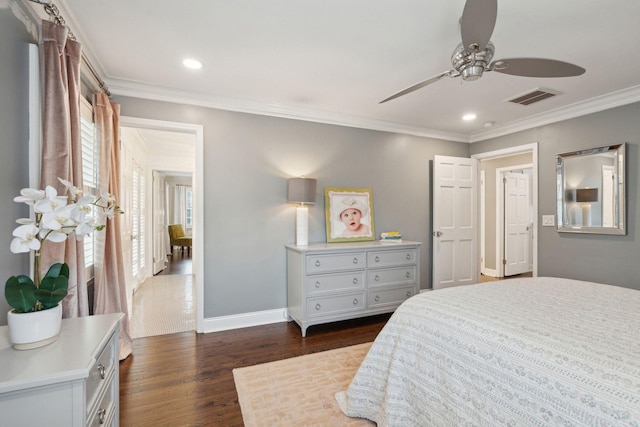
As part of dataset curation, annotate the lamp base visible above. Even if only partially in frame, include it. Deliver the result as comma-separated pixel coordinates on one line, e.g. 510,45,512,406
296,206,309,246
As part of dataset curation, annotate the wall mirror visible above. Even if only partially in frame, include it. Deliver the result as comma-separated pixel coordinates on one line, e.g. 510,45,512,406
556,143,626,235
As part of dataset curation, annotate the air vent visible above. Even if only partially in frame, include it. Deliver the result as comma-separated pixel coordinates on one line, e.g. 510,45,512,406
507,88,560,106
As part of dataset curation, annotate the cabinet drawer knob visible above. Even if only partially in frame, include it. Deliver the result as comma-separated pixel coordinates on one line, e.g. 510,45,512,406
374,274,380,282
353,298,359,305
315,260,321,267
315,281,321,288
352,277,358,285
315,303,321,311
406,253,411,260
406,271,411,278
374,295,380,302
98,408,107,424
353,257,359,264
374,256,380,263
97,364,106,379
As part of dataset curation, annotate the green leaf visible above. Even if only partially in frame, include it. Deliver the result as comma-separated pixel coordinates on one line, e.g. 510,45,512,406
5,275,38,313
37,273,69,310
43,263,70,280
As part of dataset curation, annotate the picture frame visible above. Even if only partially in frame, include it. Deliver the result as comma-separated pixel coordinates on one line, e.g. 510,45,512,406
325,187,375,243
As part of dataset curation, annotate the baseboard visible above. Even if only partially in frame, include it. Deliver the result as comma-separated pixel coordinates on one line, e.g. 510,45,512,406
483,268,498,278
202,308,288,333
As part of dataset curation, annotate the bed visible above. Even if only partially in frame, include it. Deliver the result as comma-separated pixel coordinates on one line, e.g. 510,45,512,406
336,277,640,426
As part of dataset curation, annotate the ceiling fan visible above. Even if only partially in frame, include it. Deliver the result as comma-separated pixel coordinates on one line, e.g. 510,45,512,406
380,0,585,104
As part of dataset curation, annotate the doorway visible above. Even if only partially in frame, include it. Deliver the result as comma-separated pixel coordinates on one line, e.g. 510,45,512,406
119,116,204,337
473,143,538,280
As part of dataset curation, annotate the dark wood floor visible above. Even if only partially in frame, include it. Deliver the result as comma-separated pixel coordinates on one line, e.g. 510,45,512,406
119,313,391,426
156,251,192,275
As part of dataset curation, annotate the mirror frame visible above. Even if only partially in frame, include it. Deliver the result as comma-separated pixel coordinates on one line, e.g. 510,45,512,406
556,143,626,235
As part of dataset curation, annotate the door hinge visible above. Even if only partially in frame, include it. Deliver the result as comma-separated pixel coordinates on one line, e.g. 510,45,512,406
503,259,507,265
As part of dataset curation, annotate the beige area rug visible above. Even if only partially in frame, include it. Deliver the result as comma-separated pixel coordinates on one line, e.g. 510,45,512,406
233,343,376,426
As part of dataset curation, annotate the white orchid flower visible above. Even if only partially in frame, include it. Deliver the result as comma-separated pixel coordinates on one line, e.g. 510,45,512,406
14,188,45,205
10,224,41,253
15,218,35,225
40,204,77,232
38,227,68,243
70,196,94,223
34,185,68,214
58,177,83,199
76,220,98,238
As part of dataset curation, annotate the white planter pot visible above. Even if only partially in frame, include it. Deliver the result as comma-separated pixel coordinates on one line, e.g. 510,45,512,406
7,304,63,350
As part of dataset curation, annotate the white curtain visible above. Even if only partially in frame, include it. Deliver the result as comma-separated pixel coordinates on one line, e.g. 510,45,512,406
173,185,188,230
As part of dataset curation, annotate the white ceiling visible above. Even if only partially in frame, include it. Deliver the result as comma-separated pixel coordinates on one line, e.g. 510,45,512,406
51,0,640,142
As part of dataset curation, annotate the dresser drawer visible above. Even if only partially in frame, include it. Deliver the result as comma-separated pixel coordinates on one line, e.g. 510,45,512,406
306,252,365,274
305,271,365,295
87,371,117,427
368,266,417,288
307,292,365,318
86,331,117,418
368,286,416,308
368,248,417,268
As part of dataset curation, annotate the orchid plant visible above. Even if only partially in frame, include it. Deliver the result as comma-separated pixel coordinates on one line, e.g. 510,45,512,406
5,178,122,313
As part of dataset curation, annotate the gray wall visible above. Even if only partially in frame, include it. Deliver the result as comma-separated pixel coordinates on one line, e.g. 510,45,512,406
111,96,469,317
471,103,640,290
0,3,36,324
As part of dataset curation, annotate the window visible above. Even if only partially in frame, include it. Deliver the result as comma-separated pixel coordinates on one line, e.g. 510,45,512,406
186,187,193,228
80,98,97,278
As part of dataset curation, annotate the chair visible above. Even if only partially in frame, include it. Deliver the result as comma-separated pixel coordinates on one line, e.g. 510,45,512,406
168,224,192,255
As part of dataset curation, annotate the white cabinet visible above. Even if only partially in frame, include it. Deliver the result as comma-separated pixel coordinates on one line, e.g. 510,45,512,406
286,241,421,336
0,313,123,427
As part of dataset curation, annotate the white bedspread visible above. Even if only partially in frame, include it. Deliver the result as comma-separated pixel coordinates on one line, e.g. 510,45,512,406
336,277,640,426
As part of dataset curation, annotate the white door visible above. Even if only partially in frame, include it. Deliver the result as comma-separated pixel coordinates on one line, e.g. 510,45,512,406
432,155,478,289
602,165,614,227
152,171,167,274
504,172,531,276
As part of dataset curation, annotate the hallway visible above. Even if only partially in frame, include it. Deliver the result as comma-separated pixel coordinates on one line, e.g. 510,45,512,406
130,254,195,338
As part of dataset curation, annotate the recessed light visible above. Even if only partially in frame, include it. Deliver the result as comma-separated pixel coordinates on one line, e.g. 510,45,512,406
182,58,203,70
462,113,476,121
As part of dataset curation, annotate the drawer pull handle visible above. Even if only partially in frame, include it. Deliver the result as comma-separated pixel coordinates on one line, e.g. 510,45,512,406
315,281,321,288
352,277,358,285
353,257,358,264
374,295,380,302
374,275,380,281
406,271,411,278
375,256,380,263
97,364,106,379
315,303,321,311
353,298,359,305
98,408,107,424
406,253,411,260
406,291,412,297
315,260,321,267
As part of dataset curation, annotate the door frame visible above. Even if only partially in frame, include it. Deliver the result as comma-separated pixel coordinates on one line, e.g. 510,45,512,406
472,142,538,278
119,116,205,333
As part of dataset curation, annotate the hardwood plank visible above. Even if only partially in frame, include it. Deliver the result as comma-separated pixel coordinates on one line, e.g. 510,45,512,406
119,314,391,425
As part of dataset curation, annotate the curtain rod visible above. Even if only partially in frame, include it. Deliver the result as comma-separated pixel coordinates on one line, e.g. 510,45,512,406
28,0,112,97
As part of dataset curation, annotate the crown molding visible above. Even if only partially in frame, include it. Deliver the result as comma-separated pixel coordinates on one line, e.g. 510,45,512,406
107,77,640,145
106,78,471,143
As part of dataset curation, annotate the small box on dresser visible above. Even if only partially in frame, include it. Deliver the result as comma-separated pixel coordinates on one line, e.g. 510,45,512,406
0,313,123,427
286,241,421,336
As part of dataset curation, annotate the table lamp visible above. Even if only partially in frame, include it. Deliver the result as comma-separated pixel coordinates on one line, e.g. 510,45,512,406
288,177,317,246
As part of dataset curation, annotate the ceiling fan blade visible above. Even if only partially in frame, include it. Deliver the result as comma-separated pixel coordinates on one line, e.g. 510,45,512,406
379,71,453,104
491,58,586,77
460,0,497,53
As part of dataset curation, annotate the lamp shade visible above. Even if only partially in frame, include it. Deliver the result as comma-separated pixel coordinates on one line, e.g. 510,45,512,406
576,188,598,203
287,178,317,204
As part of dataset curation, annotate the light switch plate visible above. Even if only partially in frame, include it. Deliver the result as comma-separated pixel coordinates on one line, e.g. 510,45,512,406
542,215,555,226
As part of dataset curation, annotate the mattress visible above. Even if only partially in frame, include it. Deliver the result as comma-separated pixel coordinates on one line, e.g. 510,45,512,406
336,277,640,426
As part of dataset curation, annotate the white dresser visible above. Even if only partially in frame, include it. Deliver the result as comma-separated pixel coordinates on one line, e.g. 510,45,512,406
0,313,123,427
286,241,421,336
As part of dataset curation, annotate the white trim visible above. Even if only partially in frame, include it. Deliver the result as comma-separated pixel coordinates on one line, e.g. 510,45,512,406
480,170,486,275
483,268,498,278
202,308,288,333
119,116,206,333
103,77,640,144
28,44,41,189
472,143,538,278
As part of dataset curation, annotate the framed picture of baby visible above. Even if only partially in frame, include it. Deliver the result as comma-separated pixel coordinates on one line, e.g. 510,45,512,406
324,187,375,243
